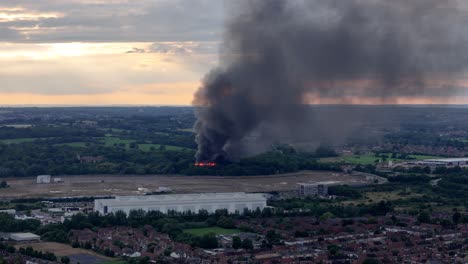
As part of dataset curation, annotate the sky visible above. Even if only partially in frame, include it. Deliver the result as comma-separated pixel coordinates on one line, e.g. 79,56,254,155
0,0,224,105
1,0,468,106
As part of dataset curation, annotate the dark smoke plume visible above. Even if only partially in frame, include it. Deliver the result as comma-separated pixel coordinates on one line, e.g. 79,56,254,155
193,0,468,162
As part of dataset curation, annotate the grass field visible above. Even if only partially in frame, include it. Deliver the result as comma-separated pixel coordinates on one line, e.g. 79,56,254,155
138,143,187,151
0,138,39,144
101,136,136,147
342,188,423,205
183,227,241,236
1,124,32,128
55,142,88,147
98,261,126,264
178,128,195,133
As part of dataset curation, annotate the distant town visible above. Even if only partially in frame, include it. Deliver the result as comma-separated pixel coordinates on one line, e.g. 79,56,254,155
0,106,467,264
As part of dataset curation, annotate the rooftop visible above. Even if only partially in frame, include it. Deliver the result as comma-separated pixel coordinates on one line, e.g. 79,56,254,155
96,192,266,206
10,232,40,239
423,158,468,162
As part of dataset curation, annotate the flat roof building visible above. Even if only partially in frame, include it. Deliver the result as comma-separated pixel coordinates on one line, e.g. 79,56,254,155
9,232,40,241
95,192,267,215
36,175,51,184
0,209,16,215
417,158,468,167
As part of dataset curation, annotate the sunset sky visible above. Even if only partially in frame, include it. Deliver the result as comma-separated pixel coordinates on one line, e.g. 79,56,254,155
1,0,468,106
0,0,224,105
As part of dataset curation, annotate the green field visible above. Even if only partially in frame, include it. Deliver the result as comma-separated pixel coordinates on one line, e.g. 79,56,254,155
98,261,126,264
178,128,194,133
55,142,87,148
0,138,40,144
100,136,189,151
101,136,136,147
1,124,32,128
183,227,241,236
138,143,187,151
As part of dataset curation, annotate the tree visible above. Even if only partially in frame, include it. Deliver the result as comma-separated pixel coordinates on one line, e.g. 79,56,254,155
452,211,462,224
266,230,281,245
217,216,235,229
0,181,8,188
363,258,380,264
198,233,218,249
241,238,254,250
417,211,431,224
60,256,70,264
232,236,241,249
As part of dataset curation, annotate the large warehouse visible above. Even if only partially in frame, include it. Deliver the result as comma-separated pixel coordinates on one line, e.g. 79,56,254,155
417,158,468,167
94,192,267,215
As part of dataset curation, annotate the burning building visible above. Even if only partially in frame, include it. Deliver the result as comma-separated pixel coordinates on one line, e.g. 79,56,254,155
194,162,216,167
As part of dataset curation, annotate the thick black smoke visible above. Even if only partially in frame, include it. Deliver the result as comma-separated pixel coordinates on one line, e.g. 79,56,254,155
193,0,468,162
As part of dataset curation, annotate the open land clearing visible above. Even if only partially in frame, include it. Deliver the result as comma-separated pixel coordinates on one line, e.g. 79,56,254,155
15,242,111,263
183,227,240,236
0,171,384,199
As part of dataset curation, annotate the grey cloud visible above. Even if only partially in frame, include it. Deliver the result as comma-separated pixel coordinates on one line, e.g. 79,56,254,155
126,48,146,53
149,43,190,54
0,0,225,43
125,42,218,55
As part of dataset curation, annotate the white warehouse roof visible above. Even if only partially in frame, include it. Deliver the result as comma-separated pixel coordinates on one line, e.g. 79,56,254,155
10,232,40,241
95,192,267,215
423,158,468,163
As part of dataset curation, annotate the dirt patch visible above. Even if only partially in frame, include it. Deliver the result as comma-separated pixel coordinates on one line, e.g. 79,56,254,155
14,242,110,260
1,171,383,199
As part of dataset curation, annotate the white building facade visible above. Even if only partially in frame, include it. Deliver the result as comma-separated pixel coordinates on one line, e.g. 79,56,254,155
36,175,51,184
94,192,267,215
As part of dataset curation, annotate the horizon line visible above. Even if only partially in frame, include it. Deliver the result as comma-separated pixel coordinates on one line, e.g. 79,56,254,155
2,103,468,108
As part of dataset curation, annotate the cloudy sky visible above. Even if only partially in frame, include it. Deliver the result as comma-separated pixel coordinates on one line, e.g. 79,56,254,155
1,0,468,106
0,0,224,105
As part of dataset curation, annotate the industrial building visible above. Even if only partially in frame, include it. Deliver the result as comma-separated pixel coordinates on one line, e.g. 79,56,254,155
298,182,336,197
416,158,468,167
9,233,40,242
36,175,51,184
53,177,63,183
95,192,267,215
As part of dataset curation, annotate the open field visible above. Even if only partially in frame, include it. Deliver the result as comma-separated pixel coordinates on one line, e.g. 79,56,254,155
0,171,384,199
138,143,187,151
184,227,240,236
15,242,111,264
342,189,423,205
55,142,88,147
100,136,136,147
0,138,39,144
99,136,188,151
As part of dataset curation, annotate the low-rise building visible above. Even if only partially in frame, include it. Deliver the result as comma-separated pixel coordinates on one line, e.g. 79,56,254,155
95,192,267,215
298,182,333,196
9,232,40,242
36,175,51,184
416,158,468,167
0,209,16,215
53,177,63,183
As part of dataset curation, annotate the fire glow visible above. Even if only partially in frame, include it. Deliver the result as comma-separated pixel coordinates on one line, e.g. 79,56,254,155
194,162,216,167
